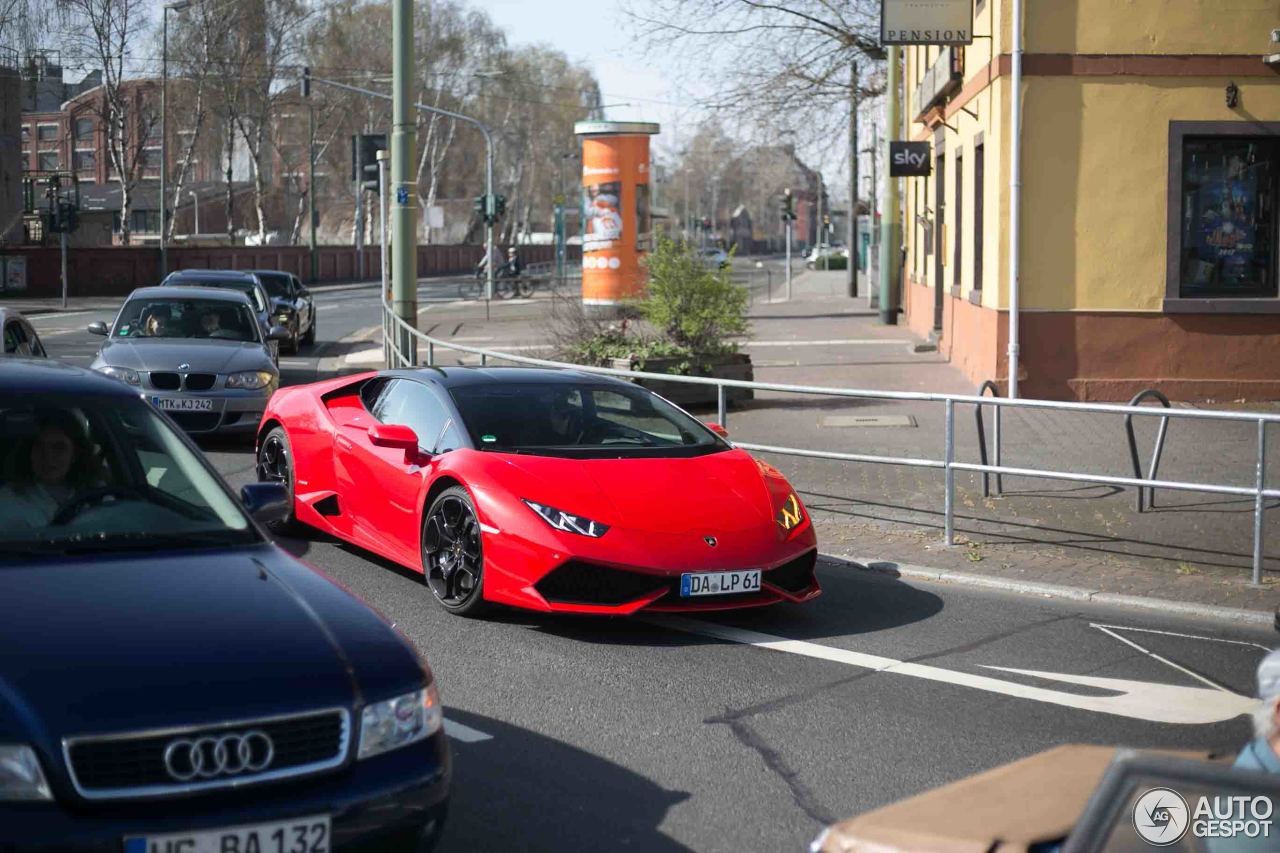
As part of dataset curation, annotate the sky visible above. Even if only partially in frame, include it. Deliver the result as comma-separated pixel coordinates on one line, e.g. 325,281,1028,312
467,0,708,160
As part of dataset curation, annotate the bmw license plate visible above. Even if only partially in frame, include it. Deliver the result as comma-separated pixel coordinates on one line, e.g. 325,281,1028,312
680,569,761,597
125,814,329,853
152,397,214,412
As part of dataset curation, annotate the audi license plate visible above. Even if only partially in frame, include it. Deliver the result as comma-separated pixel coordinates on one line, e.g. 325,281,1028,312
152,397,214,412
680,569,761,597
125,814,329,853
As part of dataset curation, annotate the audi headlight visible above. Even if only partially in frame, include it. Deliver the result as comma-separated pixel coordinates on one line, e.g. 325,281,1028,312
0,745,52,801
358,684,443,760
96,365,140,386
776,492,806,531
523,499,610,537
272,310,293,325
226,370,274,390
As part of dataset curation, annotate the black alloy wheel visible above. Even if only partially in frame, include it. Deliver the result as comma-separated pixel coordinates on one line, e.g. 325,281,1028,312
301,314,316,346
255,426,299,532
422,485,485,615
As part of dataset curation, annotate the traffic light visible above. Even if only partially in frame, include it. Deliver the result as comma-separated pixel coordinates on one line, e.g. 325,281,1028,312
474,194,487,220
493,194,506,222
475,193,507,225
351,133,386,192
780,188,796,222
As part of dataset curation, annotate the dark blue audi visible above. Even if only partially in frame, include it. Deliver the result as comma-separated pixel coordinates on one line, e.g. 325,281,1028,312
0,360,450,851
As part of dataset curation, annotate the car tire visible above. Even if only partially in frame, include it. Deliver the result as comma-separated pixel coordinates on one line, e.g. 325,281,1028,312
255,426,302,535
421,485,486,617
301,316,316,346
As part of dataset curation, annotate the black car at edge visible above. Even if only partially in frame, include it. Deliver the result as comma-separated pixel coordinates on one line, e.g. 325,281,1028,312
0,360,449,852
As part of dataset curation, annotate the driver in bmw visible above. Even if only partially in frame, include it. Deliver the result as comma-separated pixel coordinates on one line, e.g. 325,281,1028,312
0,409,101,527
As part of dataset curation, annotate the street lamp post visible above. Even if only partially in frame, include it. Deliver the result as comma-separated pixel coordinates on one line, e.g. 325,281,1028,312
189,189,199,235
160,0,191,277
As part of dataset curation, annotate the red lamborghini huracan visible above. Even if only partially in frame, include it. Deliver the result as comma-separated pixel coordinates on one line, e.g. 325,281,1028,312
255,367,819,616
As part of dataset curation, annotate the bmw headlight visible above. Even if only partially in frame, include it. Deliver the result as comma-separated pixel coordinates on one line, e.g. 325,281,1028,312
358,684,443,760
0,744,52,801
226,370,275,390
95,365,140,386
776,492,806,531
523,499,609,537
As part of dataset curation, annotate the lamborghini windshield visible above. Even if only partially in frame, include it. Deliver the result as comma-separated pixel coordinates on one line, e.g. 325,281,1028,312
449,382,729,458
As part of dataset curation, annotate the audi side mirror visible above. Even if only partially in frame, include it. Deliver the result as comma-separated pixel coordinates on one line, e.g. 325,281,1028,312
267,325,291,342
240,482,290,525
87,321,109,336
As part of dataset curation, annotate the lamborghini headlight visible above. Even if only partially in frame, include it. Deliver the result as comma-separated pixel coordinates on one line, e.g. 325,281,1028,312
776,492,805,531
358,684,443,760
523,499,610,538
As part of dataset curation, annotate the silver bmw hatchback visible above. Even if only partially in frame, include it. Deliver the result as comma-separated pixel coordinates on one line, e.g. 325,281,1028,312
88,286,290,436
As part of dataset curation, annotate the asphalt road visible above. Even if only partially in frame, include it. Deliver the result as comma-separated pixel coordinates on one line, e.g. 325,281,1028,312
30,283,1280,853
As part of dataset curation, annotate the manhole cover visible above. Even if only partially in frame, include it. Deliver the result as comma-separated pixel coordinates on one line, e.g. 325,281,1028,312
819,415,918,428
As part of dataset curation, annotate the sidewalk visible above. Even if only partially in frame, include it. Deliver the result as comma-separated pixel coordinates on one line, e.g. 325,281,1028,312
345,268,1280,617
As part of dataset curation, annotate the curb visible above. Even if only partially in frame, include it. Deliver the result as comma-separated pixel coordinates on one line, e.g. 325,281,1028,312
823,553,1276,627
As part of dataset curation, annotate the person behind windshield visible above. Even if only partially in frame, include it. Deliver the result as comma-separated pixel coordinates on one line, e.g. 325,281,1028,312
521,391,582,445
0,410,99,528
199,309,223,337
144,310,172,337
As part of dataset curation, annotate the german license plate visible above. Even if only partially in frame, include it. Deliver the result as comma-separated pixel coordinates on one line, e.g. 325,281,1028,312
124,814,329,853
152,397,214,412
680,569,761,597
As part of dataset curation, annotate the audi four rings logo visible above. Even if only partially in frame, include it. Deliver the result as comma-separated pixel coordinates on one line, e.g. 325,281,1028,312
162,731,274,781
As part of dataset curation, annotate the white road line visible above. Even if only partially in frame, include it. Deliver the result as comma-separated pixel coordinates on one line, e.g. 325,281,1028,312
647,615,1256,725
743,339,909,348
1092,624,1232,693
27,310,95,323
1090,622,1272,652
443,717,493,743
278,359,312,368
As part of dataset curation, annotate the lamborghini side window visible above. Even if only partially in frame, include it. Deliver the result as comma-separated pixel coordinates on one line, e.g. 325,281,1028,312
374,380,449,451
361,378,393,416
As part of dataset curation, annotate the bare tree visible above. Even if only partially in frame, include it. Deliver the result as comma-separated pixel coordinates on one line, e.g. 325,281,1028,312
59,0,155,244
628,0,885,150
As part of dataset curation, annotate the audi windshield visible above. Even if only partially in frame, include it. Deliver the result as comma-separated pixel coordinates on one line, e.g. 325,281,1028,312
449,382,730,458
0,396,258,556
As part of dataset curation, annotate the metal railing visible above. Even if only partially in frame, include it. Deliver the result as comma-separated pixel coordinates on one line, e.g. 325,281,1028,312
380,296,1280,585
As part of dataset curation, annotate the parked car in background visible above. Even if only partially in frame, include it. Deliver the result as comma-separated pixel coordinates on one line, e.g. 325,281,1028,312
804,243,849,269
250,269,316,354
0,360,451,852
1,308,46,358
162,269,277,361
698,247,730,269
88,286,288,436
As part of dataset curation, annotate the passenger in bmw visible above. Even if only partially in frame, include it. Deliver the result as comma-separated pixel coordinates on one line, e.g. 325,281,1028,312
0,409,100,527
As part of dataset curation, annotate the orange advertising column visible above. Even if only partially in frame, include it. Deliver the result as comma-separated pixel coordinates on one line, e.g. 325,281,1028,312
575,121,660,305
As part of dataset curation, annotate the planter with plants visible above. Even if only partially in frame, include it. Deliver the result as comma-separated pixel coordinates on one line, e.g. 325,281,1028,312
556,237,753,407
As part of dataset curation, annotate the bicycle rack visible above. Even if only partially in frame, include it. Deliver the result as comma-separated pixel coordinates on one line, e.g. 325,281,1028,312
1124,388,1172,513
975,380,1004,497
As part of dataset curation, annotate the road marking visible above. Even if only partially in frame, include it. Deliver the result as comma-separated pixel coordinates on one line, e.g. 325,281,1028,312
452,336,494,342
1091,622,1272,652
278,359,312,368
743,339,909,348
648,616,1256,725
1091,624,1233,693
443,717,493,743
28,310,96,323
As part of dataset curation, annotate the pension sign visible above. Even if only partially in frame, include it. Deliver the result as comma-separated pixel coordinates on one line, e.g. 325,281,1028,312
881,0,973,45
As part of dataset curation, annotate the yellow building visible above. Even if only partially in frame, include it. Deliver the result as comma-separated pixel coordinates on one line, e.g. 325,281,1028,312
901,0,1280,400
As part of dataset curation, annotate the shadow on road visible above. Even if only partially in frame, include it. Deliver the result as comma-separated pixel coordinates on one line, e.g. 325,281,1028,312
440,708,692,853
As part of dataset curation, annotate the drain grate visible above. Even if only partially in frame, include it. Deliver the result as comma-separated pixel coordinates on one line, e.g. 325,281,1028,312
818,415,918,428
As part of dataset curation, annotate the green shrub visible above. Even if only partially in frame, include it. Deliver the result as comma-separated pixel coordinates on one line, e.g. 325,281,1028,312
639,236,749,356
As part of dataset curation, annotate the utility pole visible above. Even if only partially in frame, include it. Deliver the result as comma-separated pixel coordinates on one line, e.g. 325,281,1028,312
377,148,389,302
878,46,900,325
391,0,417,363
847,59,858,296
354,176,364,280
304,67,317,283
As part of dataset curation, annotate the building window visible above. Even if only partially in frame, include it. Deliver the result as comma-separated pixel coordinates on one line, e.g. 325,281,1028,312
115,209,159,234
37,123,57,142
953,151,963,289
74,149,96,173
1175,137,1277,299
38,151,59,171
74,118,94,144
21,125,30,142
974,143,984,295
